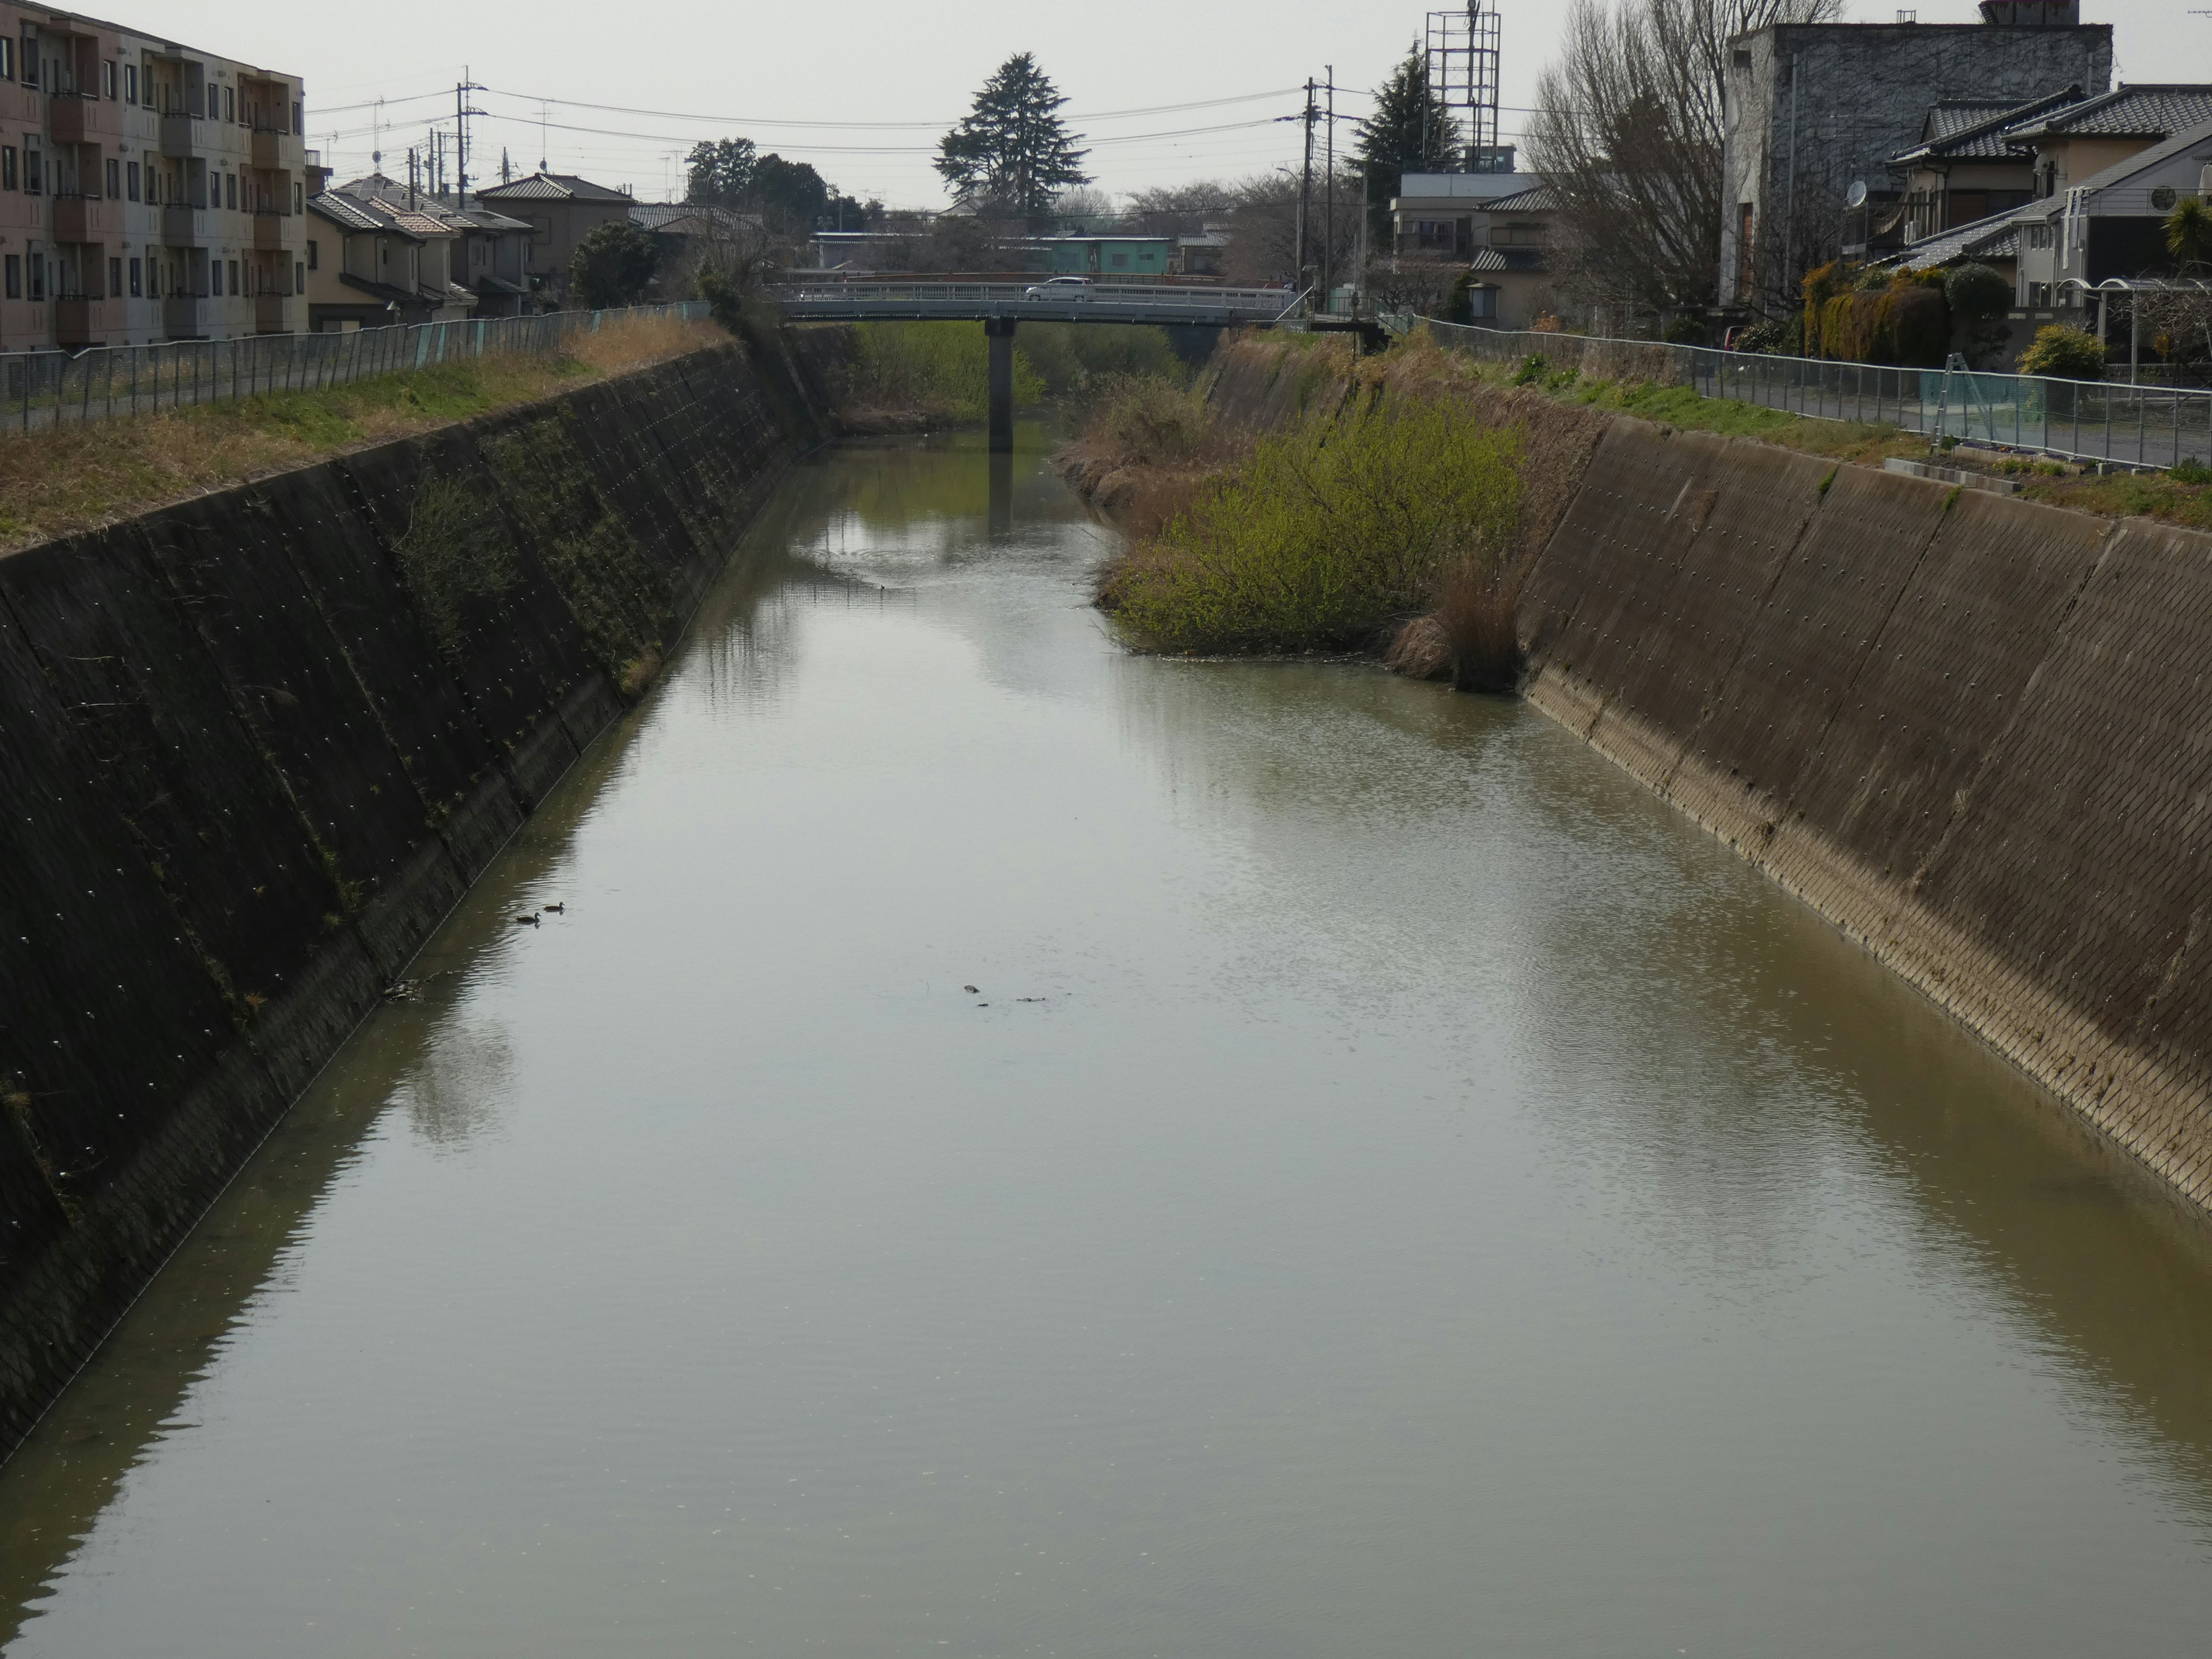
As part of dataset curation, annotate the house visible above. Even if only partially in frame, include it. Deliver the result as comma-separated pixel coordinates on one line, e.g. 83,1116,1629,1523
436,201,534,316
629,200,760,297
1,3,308,350
1884,86,2088,252
303,176,470,331
1175,229,1226,279
1389,167,1531,257
2011,115,2212,313
1719,3,2112,312
472,171,633,305
1041,234,1174,279
1449,183,1560,329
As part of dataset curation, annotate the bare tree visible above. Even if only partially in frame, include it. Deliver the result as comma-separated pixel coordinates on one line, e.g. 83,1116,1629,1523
1219,172,1362,288
1528,0,1839,321
1123,181,1237,237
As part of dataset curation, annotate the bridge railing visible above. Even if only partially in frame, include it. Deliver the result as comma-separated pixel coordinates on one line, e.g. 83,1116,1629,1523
770,281,1304,317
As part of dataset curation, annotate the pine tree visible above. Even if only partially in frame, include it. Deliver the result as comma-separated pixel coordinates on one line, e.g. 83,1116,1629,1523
1355,47,1460,243
935,54,1091,218
685,138,757,209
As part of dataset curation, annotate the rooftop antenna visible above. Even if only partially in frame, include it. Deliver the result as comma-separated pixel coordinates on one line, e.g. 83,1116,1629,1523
1425,1,1503,170
372,94,385,171
539,101,550,174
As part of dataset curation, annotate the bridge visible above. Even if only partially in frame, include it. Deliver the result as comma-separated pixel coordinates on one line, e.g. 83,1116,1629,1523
770,281,1308,450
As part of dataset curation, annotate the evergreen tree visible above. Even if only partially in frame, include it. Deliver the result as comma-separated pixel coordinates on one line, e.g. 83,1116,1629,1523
936,54,1091,218
685,138,757,208
569,221,661,308
1355,47,1460,244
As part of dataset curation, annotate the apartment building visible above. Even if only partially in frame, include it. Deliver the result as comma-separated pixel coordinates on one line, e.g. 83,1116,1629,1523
0,5,308,352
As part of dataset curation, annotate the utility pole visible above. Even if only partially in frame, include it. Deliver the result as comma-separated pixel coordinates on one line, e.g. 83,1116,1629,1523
407,145,418,210
1323,67,1336,306
1297,78,1315,292
454,70,486,207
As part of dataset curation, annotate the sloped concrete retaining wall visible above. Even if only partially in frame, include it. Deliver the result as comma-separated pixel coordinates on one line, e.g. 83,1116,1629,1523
1521,417,2212,1214
1202,336,2212,1217
0,340,824,1455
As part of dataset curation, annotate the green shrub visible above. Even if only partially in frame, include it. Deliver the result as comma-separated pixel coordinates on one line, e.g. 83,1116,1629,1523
1943,262,2013,321
1734,318,1797,355
1444,270,1480,326
1511,353,1548,385
568,222,661,309
1013,323,1185,397
2171,459,2212,484
844,320,1046,420
1099,392,1525,654
2017,324,2107,381
1093,373,1207,461
1662,314,1707,346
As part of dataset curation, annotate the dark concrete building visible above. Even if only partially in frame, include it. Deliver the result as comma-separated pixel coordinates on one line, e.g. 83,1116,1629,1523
1719,2,2112,314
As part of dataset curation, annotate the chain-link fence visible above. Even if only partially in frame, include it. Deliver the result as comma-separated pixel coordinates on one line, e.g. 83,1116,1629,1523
1423,317,2212,472
0,301,712,437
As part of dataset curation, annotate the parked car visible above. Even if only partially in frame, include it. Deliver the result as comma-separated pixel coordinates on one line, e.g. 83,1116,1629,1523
1023,276,1093,300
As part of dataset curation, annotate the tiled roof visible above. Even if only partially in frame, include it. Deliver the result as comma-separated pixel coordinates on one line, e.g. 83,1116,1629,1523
1483,184,1559,213
1890,206,2026,271
478,171,631,203
1893,87,2087,165
307,192,382,232
1467,247,1547,273
2014,112,2212,219
366,199,459,238
2007,84,2212,142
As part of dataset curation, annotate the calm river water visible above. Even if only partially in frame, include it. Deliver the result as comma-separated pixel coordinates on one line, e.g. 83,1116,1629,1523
3,433,2212,1656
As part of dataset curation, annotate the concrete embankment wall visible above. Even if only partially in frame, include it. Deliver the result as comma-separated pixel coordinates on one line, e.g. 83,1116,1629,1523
0,339,825,1455
1205,338,2212,1214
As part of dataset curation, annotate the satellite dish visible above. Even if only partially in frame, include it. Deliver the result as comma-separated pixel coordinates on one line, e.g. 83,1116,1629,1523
1846,180,1869,209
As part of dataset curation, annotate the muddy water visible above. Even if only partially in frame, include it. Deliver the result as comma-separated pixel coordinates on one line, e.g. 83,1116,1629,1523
3,431,2212,1657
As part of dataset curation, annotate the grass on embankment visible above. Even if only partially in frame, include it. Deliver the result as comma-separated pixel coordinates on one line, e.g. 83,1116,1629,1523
0,313,725,554
1094,367,1525,658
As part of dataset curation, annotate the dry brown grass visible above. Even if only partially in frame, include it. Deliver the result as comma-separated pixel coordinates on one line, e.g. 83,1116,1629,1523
0,314,726,555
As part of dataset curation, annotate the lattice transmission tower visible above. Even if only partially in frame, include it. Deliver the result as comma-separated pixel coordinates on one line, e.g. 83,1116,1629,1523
1424,2,1505,171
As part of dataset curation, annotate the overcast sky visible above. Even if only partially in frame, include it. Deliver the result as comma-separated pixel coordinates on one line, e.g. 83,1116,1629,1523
151,1,2211,207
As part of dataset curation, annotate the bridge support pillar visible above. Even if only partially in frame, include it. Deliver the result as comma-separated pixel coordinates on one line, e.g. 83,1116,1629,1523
985,316,1018,453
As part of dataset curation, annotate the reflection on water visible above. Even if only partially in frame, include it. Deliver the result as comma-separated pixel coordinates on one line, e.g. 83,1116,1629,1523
3,425,2212,1657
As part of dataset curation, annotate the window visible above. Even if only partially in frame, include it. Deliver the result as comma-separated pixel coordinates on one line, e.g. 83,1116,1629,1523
2,255,16,299
124,62,135,103
0,37,11,80
1,147,14,192
103,59,114,99
225,172,236,210
293,181,302,213
105,157,119,198
108,256,120,296
129,255,141,296
1733,48,1752,69
2154,185,2179,211
227,259,238,296
209,256,219,294
306,238,318,270
224,86,233,123
24,145,40,195
28,253,44,302
127,160,138,200
294,259,304,293
20,35,35,88
291,100,302,135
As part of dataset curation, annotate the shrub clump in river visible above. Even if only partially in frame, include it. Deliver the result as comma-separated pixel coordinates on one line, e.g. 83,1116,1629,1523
1095,387,1525,664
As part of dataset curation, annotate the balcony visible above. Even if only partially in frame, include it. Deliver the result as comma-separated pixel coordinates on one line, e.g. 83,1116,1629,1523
52,194,120,243
160,112,203,160
55,296,121,347
47,92,109,145
249,127,294,171
252,210,290,251
162,296,206,337
161,204,206,247
254,294,296,334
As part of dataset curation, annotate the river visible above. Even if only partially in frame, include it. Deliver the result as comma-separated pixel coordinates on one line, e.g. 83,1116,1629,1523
2,431,2211,1656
